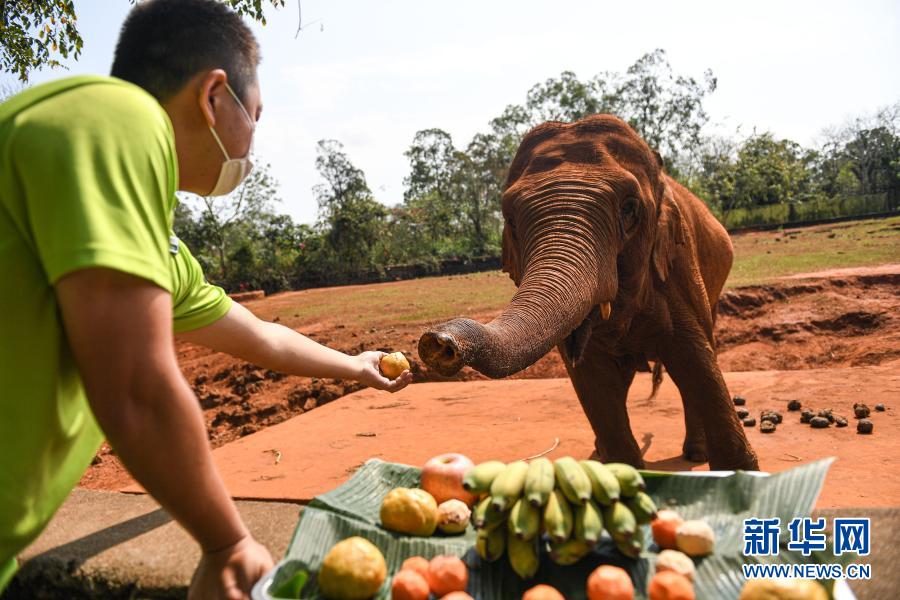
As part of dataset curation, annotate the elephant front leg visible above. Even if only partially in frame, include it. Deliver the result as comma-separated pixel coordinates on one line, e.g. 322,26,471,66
660,330,759,471
559,346,644,467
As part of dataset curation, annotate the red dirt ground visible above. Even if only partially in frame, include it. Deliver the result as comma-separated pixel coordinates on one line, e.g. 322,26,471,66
79,265,900,504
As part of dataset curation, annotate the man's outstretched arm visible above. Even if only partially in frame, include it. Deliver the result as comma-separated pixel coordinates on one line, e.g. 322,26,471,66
55,268,272,599
178,301,413,392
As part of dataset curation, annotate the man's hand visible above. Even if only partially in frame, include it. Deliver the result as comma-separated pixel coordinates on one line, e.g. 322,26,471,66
188,535,274,600
180,303,413,392
353,351,413,392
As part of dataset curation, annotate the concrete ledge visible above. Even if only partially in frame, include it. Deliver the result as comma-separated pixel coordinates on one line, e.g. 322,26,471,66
4,490,897,599
5,489,300,599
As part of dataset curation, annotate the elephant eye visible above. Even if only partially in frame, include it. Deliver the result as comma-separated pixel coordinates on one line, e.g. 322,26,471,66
621,198,639,231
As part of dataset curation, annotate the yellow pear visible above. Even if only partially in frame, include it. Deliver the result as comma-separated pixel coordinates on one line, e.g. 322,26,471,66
379,352,410,379
380,488,438,536
318,536,386,600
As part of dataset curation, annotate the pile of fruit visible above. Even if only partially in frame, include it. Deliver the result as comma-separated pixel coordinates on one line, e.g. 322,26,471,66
281,451,830,600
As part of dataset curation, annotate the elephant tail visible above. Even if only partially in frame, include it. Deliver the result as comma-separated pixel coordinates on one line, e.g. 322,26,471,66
649,362,665,400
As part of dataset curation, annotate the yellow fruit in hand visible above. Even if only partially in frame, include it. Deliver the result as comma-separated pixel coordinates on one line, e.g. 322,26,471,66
380,488,438,536
318,536,387,600
380,352,410,379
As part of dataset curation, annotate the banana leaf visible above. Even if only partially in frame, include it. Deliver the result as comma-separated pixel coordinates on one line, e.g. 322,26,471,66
253,458,843,600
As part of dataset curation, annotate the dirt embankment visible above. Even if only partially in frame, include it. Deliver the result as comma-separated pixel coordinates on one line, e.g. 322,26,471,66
79,270,899,490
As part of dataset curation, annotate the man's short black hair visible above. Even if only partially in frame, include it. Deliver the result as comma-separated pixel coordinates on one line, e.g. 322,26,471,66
111,0,260,102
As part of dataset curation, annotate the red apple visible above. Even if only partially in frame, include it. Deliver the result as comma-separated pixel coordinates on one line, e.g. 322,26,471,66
421,453,477,507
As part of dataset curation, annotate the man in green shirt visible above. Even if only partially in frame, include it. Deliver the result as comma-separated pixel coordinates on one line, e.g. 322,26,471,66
0,1,411,597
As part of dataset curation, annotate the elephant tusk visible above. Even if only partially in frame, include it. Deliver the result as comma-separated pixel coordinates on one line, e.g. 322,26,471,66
601,302,612,320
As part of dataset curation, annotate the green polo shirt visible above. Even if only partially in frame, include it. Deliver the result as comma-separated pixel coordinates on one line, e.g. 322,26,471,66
0,76,232,589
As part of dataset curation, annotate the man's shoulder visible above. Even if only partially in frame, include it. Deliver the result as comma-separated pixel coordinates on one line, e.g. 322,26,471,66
4,75,171,144
4,75,158,118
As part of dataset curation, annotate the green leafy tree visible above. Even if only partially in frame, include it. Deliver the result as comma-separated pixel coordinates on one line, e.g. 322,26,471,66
313,139,386,273
609,49,717,176
524,70,611,123
730,133,814,207
0,0,285,82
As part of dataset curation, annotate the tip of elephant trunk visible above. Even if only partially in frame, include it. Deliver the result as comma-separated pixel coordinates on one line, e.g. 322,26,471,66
418,330,466,376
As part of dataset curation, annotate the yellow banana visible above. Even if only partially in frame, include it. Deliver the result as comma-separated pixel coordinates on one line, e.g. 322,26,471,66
579,459,621,505
625,491,658,525
542,489,574,544
603,501,637,542
548,538,592,566
553,456,592,505
463,461,506,494
507,530,540,579
475,525,506,563
489,460,529,511
605,463,646,497
508,498,541,541
472,495,506,530
615,535,643,559
524,457,555,508
574,499,604,547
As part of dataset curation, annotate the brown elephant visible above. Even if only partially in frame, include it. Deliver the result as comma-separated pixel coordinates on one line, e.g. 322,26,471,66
418,114,759,471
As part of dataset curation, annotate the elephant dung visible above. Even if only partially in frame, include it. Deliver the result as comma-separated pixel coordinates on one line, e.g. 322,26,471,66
761,411,782,425
810,416,830,429
835,416,848,427
854,404,871,419
800,409,815,424
742,417,756,427
875,404,886,412
732,396,747,406
817,409,835,423
736,408,750,420
787,400,802,411
857,419,874,434
760,421,776,434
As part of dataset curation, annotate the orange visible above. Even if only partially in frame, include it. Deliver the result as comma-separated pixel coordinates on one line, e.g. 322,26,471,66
522,584,566,600
648,570,695,600
587,564,634,600
390,569,429,600
400,556,430,580
427,555,468,597
651,509,684,550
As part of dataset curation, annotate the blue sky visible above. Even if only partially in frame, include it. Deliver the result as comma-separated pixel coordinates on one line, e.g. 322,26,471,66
6,0,899,224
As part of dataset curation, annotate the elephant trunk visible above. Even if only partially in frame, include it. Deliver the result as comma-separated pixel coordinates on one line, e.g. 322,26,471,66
419,206,618,378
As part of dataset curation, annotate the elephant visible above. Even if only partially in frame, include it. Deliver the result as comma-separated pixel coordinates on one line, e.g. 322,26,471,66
418,114,759,471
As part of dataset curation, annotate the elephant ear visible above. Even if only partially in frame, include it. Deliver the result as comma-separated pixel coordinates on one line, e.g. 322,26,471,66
501,221,522,285
652,183,687,282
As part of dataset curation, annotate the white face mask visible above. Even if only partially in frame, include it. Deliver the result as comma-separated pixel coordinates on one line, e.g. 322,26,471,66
207,83,255,196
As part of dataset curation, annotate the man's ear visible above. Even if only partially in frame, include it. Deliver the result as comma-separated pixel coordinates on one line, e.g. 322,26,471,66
501,220,522,285
652,183,686,282
197,69,228,128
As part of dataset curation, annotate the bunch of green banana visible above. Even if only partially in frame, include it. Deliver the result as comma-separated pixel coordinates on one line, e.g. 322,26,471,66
465,456,654,575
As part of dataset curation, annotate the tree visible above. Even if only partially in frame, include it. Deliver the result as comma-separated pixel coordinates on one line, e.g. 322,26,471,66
313,139,386,272
0,0,285,82
730,133,813,207
524,70,611,123
402,129,460,247
609,49,717,176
